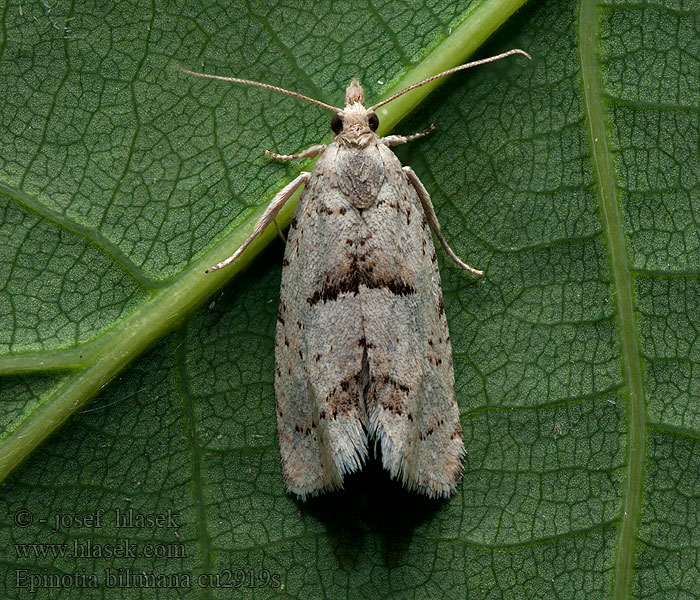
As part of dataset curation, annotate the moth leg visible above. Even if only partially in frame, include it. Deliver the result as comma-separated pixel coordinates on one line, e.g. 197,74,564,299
381,124,436,147
273,218,287,243
205,171,311,273
264,144,326,161
403,166,484,276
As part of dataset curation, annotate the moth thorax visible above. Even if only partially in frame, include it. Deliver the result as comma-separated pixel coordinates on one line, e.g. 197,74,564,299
345,79,365,106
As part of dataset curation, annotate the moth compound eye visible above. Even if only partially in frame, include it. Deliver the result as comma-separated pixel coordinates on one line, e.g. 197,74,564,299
331,114,343,134
367,113,379,131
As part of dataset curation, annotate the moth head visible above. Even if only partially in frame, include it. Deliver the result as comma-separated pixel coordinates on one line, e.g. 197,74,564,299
331,79,380,146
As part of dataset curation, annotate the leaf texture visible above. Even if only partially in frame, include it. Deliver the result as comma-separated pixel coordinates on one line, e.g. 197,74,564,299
0,0,698,598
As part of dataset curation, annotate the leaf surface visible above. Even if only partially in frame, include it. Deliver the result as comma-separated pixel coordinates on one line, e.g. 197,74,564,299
1,0,698,598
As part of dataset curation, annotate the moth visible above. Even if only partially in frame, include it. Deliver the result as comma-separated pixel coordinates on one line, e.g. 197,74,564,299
182,49,529,499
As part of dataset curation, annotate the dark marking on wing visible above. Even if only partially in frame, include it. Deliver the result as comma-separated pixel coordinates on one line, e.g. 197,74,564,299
375,375,411,416
307,253,415,306
325,372,363,418
418,418,446,440
378,374,410,394
294,423,314,437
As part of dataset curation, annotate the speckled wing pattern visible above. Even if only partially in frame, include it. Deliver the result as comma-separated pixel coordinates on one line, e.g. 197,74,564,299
275,141,464,499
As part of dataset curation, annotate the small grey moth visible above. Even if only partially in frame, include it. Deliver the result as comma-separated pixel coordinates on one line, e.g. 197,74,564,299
182,48,530,499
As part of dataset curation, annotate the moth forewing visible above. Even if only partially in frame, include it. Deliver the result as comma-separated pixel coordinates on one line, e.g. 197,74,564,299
182,48,530,499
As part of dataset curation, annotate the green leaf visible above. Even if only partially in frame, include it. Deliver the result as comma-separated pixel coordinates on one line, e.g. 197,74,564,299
0,0,698,598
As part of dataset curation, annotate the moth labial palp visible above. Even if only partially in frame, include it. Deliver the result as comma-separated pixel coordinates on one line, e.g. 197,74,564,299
181,47,531,500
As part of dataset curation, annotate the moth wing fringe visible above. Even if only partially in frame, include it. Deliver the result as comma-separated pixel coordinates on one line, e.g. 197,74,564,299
369,416,462,499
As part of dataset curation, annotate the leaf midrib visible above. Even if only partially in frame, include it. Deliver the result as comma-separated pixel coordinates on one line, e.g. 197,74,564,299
579,0,646,598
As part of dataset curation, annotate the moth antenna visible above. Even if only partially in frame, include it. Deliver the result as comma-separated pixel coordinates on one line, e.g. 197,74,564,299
369,48,531,112
178,66,342,113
